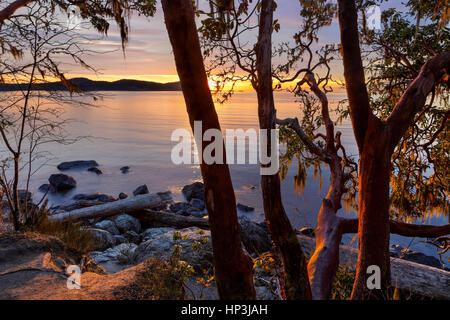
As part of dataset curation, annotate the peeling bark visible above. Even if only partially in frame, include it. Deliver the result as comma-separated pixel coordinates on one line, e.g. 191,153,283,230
256,0,311,300
161,0,255,300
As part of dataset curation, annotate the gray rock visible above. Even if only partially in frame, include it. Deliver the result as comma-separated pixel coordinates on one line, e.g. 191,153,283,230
187,207,206,218
120,166,130,174
87,167,103,175
72,193,117,202
118,192,128,200
238,216,272,255
170,202,189,213
48,174,77,192
133,184,149,196
136,227,213,272
141,227,175,242
190,198,205,211
90,243,138,273
182,182,204,202
299,227,315,238
57,160,99,171
113,214,141,233
18,190,33,203
390,244,442,269
237,203,255,212
88,228,116,251
94,220,120,235
113,235,128,245
38,184,54,193
123,230,141,243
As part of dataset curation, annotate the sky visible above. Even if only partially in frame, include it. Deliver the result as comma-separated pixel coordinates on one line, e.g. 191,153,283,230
65,0,344,85
5,0,408,87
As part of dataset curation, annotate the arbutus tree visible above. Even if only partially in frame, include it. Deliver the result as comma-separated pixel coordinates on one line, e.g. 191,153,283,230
160,0,255,300
336,0,450,299
1,0,256,299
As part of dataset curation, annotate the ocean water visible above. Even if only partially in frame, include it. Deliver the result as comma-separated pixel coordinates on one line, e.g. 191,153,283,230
3,91,448,264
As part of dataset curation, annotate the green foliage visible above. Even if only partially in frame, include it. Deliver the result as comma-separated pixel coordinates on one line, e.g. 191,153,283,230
330,266,355,300
358,3,450,221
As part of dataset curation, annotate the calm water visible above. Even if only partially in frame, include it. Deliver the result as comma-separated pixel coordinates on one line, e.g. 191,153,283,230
7,91,448,263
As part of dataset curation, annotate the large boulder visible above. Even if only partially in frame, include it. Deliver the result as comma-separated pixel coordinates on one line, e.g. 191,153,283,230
182,182,204,202
237,203,255,212
48,174,77,192
57,160,99,171
113,214,141,234
94,220,120,235
136,227,213,272
88,228,116,251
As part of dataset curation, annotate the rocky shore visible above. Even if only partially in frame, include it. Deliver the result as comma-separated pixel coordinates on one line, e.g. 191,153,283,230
0,160,447,299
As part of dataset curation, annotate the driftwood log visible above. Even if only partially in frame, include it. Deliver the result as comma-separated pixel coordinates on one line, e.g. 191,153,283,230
48,193,167,223
48,201,449,299
133,210,450,299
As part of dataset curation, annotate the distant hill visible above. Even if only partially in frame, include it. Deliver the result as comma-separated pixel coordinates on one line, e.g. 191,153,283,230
0,77,182,92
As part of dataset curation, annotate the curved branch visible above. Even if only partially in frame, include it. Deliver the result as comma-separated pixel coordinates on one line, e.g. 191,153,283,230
0,0,33,24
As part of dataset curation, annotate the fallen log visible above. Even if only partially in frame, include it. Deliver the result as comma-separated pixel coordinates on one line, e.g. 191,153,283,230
295,235,450,300
48,193,166,223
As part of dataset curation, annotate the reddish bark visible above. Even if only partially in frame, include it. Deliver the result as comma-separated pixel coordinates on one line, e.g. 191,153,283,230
161,0,255,299
337,0,450,299
256,0,311,300
0,0,33,24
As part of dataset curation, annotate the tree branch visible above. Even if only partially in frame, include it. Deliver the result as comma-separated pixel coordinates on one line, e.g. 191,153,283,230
0,0,33,24
386,51,450,151
337,0,373,152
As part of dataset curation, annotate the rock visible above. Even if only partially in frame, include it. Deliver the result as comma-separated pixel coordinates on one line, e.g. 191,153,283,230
72,193,117,203
87,167,103,175
182,182,205,202
237,203,255,212
118,192,128,200
190,198,205,211
141,227,175,242
390,244,442,269
57,160,99,171
113,235,128,245
238,216,272,255
123,230,141,243
170,202,189,213
113,214,141,234
38,184,54,193
18,190,32,203
48,174,77,192
88,228,116,251
187,207,206,218
133,184,149,196
157,191,173,202
94,220,120,235
90,243,138,273
136,227,213,272
299,227,315,238
120,166,130,174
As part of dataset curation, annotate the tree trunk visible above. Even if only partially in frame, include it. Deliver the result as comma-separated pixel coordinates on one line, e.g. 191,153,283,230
351,121,392,299
161,0,255,300
256,0,311,300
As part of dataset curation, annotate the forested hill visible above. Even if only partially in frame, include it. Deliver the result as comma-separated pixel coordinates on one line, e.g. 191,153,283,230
0,77,182,91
